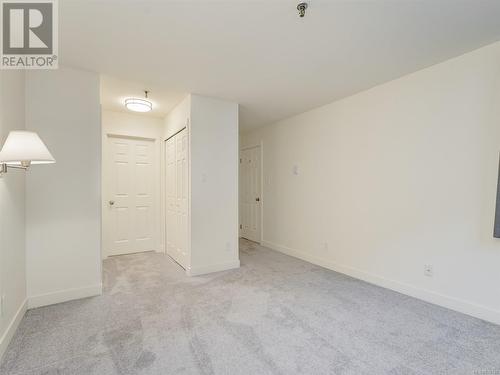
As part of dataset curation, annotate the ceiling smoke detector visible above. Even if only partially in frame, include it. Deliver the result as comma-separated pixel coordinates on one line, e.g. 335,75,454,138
297,2,308,18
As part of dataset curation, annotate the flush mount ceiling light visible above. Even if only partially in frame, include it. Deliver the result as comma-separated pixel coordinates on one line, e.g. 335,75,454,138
0,130,55,176
125,90,152,113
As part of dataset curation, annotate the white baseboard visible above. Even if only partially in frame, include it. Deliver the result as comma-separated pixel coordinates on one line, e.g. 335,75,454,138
187,260,240,276
0,298,27,362
262,240,500,325
28,284,102,309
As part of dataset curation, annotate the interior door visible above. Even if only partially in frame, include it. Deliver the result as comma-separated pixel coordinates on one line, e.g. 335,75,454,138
165,136,177,262
105,136,156,256
166,128,189,268
240,146,261,242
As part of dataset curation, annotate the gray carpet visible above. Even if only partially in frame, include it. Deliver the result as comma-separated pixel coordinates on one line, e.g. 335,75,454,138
1,239,499,375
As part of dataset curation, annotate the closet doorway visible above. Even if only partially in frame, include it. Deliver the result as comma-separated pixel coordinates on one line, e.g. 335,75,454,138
165,128,189,269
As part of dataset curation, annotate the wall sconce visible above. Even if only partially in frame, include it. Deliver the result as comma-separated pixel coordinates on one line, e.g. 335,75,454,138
0,131,55,176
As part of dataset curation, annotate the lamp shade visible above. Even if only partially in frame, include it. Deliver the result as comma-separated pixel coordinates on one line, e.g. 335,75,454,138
0,131,55,165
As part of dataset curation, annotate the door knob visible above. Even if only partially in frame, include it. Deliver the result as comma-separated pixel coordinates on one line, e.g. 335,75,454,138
255,197,260,202
109,200,115,206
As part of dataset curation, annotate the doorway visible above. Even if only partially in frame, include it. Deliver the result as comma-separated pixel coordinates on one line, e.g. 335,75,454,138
165,128,189,269
239,145,262,243
103,135,157,256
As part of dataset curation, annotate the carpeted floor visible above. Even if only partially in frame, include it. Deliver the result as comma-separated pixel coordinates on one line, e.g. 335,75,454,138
1,239,499,375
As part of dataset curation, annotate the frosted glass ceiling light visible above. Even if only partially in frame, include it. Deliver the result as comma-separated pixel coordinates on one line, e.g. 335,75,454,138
125,90,152,112
0,131,55,175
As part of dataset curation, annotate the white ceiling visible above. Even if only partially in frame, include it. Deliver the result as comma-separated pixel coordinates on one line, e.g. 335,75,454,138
100,75,185,118
60,0,500,131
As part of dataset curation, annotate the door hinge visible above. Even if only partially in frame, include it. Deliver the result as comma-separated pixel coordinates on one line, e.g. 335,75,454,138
240,224,242,229
240,158,242,163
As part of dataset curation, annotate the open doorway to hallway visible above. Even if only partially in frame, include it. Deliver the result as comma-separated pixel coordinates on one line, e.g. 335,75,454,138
100,75,181,269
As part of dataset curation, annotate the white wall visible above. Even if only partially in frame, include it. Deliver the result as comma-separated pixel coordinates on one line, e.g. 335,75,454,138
164,95,190,139
0,71,27,359
162,94,240,275
189,95,239,275
241,42,500,324
101,110,164,256
25,67,102,308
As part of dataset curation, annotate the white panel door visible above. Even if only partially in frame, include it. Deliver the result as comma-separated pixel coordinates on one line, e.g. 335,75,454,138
165,136,177,262
165,129,189,268
105,136,156,256
240,146,261,242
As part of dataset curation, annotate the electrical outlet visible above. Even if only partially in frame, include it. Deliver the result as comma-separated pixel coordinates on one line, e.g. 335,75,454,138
424,265,433,277
322,242,329,252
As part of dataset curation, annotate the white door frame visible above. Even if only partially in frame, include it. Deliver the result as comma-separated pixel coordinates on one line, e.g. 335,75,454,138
239,142,264,244
102,133,159,258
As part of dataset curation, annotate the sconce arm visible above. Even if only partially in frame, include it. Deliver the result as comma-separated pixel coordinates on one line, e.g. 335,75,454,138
0,163,28,176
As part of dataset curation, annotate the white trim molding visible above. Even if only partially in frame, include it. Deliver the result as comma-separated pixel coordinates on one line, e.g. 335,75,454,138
28,284,102,309
187,260,240,277
262,240,500,326
0,298,27,362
